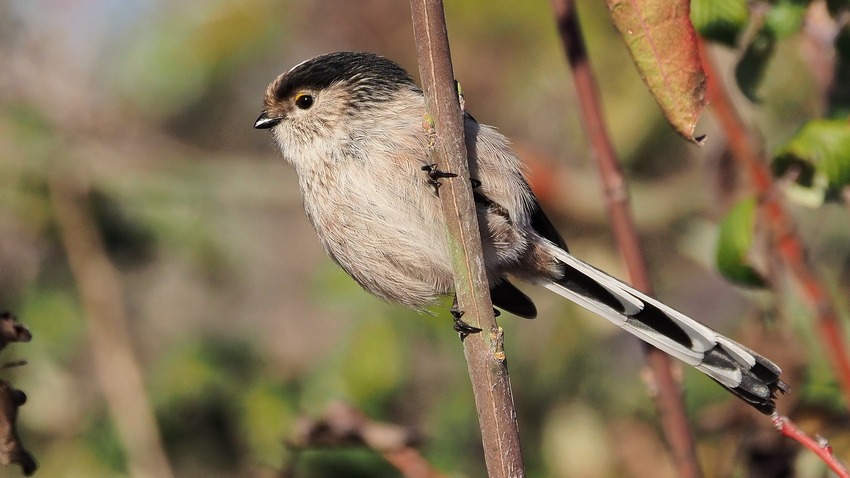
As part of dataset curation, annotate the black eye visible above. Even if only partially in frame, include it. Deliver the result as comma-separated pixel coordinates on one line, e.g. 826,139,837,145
295,93,314,109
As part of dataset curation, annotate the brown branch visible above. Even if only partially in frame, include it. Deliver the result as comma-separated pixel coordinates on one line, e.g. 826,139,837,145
0,313,32,351
699,37,850,407
772,414,850,477
285,402,445,478
0,312,36,476
0,381,35,477
550,1,703,477
408,1,525,477
49,174,175,478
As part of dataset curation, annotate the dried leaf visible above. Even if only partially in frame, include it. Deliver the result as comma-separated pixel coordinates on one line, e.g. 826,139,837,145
605,0,707,143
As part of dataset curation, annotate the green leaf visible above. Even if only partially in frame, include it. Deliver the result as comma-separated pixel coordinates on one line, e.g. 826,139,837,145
772,119,850,200
764,0,808,39
605,0,707,143
733,0,808,103
241,382,294,467
716,197,767,288
690,0,749,47
735,27,776,102
341,317,405,405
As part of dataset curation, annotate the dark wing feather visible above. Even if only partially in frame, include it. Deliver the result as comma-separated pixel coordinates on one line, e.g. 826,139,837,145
528,195,568,251
490,280,537,319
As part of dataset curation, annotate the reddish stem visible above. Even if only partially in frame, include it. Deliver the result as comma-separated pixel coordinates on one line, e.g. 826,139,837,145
773,414,850,477
699,37,850,407
550,1,702,477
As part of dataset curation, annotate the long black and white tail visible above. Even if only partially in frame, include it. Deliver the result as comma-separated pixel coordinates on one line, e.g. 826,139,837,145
542,244,788,414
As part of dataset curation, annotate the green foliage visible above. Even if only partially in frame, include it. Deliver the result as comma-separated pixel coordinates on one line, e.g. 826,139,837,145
772,119,850,202
798,351,848,411
340,317,406,408
240,381,294,467
292,448,402,478
151,338,296,471
764,0,809,39
715,197,767,287
18,289,85,360
690,0,749,47
735,28,776,102
712,0,850,204
151,340,247,408
3,0,849,476
732,0,809,101
90,188,157,267
83,412,127,474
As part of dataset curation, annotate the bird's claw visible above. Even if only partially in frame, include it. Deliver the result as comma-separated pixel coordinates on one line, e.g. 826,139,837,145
422,165,483,196
450,307,483,341
422,164,458,195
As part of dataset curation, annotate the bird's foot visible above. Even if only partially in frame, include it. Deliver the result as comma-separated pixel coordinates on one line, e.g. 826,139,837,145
450,305,483,341
422,164,457,195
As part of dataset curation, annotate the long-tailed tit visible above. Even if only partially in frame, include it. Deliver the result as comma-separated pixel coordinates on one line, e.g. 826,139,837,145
254,51,787,413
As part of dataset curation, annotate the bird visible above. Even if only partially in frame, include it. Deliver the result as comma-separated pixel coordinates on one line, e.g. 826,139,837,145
254,51,788,414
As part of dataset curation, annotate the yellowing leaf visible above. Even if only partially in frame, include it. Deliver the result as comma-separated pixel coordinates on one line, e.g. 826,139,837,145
605,0,707,143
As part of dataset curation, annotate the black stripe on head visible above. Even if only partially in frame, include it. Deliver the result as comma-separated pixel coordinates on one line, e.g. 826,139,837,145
274,52,418,105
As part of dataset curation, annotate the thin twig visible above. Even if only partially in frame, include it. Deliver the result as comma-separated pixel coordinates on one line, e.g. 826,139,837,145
699,37,850,408
408,1,525,477
549,1,702,477
49,173,175,478
772,414,850,477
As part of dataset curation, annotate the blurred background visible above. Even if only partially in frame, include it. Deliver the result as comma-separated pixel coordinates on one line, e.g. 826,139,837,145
1,0,848,477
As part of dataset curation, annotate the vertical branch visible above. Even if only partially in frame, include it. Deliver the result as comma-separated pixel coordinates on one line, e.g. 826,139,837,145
698,38,850,407
408,1,526,477
550,1,703,477
49,173,175,478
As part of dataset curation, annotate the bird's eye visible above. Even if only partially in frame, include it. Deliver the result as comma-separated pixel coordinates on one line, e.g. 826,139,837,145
294,93,314,110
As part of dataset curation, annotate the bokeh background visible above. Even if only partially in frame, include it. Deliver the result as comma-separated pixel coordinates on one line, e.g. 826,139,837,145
1,0,848,477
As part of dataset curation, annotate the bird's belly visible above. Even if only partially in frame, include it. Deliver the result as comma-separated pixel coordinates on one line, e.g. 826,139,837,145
302,175,455,309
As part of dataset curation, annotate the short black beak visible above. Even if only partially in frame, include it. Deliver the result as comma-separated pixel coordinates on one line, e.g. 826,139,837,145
254,112,281,129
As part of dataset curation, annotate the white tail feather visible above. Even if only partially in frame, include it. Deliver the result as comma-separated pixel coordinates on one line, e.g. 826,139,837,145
541,243,782,401
543,281,705,366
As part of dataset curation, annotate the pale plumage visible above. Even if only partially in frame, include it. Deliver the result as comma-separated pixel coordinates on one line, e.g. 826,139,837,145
255,51,788,413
